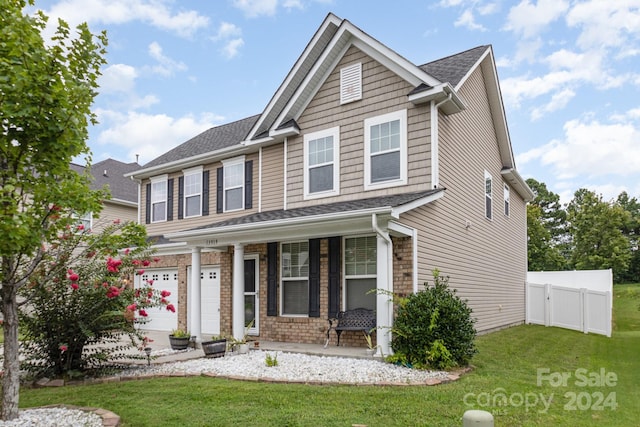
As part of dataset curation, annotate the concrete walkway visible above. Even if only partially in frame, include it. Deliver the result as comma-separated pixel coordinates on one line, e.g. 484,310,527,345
136,329,373,365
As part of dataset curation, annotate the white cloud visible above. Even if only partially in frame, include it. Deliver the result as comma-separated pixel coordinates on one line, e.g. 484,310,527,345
147,42,187,77
99,64,138,94
232,0,279,18
518,118,640,181
222,39,245,59
43,0,209,38
610,108,640,122
504,0,569,38
566,0,640,51
213,22,242,41
530,88,575,120
454,9,486,31
95,110,224,164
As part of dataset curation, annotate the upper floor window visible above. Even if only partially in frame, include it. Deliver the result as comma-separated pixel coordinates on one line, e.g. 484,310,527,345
485,171,492,220
281,241,309,316
364,109,407,190
504,183,510,217
73,211,92,231
150,175,167,222
340,62,362,104
304,126,340,199
222,157,244,212
183,167,202,218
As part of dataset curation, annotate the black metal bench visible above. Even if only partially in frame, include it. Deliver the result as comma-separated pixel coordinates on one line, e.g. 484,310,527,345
324,308,376,347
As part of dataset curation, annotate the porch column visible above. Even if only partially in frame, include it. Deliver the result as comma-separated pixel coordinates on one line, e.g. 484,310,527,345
376,232,393,356
190,247,202,343
232,243,245,340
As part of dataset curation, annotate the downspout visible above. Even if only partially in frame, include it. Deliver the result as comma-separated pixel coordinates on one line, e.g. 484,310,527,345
430,92,452,189
130,176,142,224
283,137,288,210
372,213,393,356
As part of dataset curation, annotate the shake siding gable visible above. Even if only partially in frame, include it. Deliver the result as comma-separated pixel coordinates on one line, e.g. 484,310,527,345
288,46,431,209
399,65,527,333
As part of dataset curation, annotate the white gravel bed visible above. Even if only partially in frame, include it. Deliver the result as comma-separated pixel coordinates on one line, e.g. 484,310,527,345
0,407,102,427
4,351,449,426
122,350,449,385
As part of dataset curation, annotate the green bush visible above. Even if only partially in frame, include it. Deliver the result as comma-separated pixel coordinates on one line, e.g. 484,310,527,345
18,220,175,379
390,270,477,370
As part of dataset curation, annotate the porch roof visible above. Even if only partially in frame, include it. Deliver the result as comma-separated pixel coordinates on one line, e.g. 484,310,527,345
163,188,444,246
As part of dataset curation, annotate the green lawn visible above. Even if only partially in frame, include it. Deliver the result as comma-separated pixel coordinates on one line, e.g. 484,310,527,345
16,285,640,426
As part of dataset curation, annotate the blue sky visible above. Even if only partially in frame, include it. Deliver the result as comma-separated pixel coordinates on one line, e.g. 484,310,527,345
32,0,640,204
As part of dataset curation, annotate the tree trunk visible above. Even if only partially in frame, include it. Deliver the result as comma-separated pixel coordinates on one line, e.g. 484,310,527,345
1,283,20,421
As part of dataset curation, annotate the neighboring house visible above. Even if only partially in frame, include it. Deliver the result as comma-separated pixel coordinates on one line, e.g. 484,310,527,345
127,13,533,354
71,158,140,230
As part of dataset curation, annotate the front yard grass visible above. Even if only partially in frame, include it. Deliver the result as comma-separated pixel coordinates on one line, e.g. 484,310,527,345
16,284,640,426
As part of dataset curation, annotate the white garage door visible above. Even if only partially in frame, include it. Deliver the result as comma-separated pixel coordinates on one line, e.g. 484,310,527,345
188,266,221,336
137,268,179,332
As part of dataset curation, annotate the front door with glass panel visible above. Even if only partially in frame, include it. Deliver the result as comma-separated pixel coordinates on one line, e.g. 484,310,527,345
244,256,259,335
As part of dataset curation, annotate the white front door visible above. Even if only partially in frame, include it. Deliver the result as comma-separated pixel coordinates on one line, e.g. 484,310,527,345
244,255,259,335
188,266,221,336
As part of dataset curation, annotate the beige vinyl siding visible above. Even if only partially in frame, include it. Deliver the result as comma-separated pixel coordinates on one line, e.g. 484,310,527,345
400,65,527,333
260,143,285,211
287,46,431,209
143,153,260,237
92,202,137,232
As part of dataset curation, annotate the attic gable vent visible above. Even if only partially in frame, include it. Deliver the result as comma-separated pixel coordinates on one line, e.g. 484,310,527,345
340,62,362,104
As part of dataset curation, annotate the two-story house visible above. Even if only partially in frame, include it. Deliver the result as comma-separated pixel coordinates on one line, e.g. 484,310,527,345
127,13,533,354
71,158,140,230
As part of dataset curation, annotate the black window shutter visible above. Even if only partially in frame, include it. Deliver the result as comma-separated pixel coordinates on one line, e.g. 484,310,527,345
167,179,174,221
328,236,341,318
245,160,253,209
308,238,321,318
202,170,210,216
267,242,278,316
216,167,224,214
176,177,183,220
145,183,151,224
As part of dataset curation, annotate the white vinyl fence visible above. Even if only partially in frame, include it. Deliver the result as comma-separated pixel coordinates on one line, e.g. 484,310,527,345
526,270,612,337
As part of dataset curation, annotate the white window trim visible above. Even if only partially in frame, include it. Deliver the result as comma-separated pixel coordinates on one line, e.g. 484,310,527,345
485,171,493,221
504,183,510,217
363,109,408,191
222,156,245,213
303,126,340,200
340,62,362,105
342,235,377,311
150,174,168,223
182,166,203,218
280,241,309,318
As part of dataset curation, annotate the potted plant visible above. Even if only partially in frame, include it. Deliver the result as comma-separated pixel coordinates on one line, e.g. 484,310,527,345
169,328,191,350
229,320,254,354
201,335,227,358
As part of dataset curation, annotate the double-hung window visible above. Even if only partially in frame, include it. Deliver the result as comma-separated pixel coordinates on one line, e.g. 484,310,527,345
304,126,339,199
504,183,510,217
344,236,377,311
150,175,168,222
222,158,244,212
183,167,202,218
281,241,309,316
485,171,493,220
364,109,407,190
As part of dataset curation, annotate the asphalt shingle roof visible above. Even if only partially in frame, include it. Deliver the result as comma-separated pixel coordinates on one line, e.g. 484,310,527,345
71,158,141,203
189,189,443,232
142,115,260,169
419,45,489,87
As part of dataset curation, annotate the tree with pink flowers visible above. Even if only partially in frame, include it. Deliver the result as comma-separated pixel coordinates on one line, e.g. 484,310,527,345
20,220,174,378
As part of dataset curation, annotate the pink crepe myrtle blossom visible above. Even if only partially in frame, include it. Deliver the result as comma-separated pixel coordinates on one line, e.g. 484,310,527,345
146,279,154,285
166,304,176,313
139,309,148,317
106,286,121,298
70,283,79,290
136,269,145,276
161,290,171,298
107,257,122,273
59,344,68,352
67,269,79,282
127,303,137,311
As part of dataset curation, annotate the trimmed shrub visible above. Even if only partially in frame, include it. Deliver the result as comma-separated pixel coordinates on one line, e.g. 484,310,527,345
390,270,477,370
